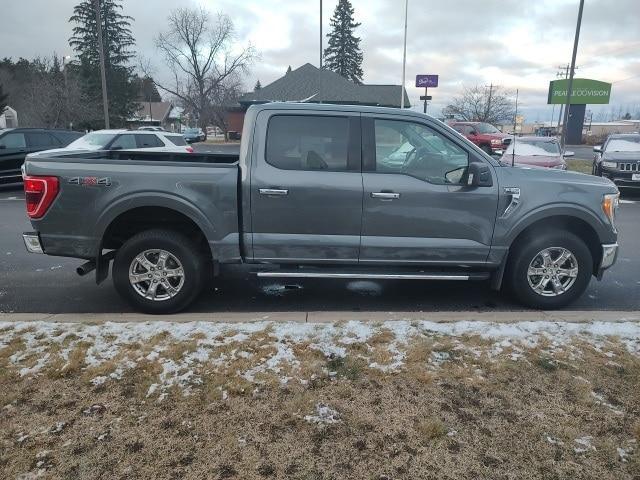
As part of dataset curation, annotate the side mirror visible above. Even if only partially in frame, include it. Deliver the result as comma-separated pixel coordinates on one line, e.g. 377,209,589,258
593,145,602,153
469,130,477,136
467,162,493,187
563,151,575,158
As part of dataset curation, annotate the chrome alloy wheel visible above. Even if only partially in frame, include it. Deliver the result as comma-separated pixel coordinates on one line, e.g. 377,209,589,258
527,247,578,297
128,249,185,301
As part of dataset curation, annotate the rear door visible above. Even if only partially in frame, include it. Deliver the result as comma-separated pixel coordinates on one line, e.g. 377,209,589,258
0,132,28,181
360,115,499,265
249,110,363,263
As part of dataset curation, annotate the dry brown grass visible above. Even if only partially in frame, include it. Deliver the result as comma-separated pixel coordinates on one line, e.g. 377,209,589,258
0,331,639,480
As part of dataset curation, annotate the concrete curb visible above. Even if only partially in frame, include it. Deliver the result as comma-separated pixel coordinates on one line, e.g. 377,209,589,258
1,311,639,324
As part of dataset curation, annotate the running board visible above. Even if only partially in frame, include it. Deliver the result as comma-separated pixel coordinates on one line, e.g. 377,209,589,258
257,271,490,281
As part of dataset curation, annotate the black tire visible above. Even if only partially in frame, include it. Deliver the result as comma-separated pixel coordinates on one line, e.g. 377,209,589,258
113,229,207,314
506,230,592,309
481,145,493,155
592,162,601,176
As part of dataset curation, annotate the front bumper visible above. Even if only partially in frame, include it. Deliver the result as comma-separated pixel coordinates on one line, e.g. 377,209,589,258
23,232,44,254
597,243,618,279
601,167,640,187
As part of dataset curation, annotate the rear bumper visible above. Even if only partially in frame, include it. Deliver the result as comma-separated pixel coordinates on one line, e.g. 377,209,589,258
23,232,44,254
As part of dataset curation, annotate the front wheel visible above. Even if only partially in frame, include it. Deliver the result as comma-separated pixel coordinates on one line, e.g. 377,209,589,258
481,145,493,155
112,229,207,314
506,231,593,309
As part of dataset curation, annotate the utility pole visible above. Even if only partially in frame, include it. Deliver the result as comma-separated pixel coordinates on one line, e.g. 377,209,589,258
94,0,110,129
319,0,323,69
555,64,579,135
484,83,494,121
561,0,584,149
319,0,323,104
400,0,408,108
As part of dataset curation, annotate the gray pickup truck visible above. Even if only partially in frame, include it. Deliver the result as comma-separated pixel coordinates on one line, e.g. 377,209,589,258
22,103,620,313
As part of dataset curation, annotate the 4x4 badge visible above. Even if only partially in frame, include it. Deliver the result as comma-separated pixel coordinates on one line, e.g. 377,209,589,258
68,177,111,186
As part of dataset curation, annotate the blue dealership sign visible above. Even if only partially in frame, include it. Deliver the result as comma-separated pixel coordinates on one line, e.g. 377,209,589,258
416,75,439,88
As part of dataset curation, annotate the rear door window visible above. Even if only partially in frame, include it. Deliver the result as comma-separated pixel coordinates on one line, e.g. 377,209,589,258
266,115,351,171
0,132,26,148
25,132,57,148
110,134,137,150
164,135,187,146
135,134,165,148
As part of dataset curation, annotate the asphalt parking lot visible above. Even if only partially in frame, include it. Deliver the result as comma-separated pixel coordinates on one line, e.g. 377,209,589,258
1,177,640,314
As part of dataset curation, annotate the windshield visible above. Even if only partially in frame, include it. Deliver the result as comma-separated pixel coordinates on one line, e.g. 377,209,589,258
475,123,500,134
605,137,640,153
504,139,560,156
185,128,200,134
66,132,117,150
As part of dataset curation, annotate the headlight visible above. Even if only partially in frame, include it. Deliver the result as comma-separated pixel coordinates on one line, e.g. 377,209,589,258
601,161,617,169
602,193,619,225
490,139,502,145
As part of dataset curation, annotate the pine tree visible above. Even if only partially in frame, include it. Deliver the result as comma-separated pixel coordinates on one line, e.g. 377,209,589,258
323,0,363,84
286,65,292,74
69,0,138,128
254,80,262,91
69,0,135,68
0,83,8,114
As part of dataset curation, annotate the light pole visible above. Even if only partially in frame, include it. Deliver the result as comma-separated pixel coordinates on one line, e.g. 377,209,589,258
400,0,408,108
62,55,71,129
94,0,110,129
561,0,584,149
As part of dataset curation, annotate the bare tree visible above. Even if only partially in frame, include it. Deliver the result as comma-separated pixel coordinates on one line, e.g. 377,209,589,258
444,85,515,124
151,7,255,139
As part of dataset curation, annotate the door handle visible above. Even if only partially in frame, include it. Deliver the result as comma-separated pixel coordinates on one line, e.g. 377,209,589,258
259,188,289,196
371,192,400,199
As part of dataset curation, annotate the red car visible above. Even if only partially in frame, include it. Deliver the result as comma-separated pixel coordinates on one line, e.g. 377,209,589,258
450,121,510,155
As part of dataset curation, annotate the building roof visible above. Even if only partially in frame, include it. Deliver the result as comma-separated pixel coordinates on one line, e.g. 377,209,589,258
239,63,410,108
130,102,173,122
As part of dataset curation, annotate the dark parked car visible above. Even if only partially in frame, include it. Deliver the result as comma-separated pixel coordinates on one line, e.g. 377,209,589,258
0,128,82,185
183,128,205,143
499,136,572,170
593,134,640,188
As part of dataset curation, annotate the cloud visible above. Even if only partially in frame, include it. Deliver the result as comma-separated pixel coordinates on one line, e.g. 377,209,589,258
1,0,638,121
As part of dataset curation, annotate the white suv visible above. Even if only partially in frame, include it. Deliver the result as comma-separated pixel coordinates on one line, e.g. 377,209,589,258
56,130,193,153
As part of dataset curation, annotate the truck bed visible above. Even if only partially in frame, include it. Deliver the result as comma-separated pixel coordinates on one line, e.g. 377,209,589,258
24,150,241,263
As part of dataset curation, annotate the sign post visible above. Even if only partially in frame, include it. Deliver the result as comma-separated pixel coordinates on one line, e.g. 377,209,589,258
416,75,438,114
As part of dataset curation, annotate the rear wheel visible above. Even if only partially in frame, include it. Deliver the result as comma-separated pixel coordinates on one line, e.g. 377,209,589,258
113,229,207,314
506,231,592,309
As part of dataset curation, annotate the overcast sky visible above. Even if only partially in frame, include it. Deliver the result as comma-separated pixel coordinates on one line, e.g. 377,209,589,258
1,0,639,121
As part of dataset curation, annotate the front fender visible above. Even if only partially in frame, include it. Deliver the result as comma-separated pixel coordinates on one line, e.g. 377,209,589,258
496,202,616,246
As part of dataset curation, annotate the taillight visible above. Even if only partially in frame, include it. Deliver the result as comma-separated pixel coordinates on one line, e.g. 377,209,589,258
186,146,194,153
24,176,59,219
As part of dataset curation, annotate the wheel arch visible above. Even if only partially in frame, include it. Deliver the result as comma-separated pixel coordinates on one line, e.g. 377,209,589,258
509,215,602,275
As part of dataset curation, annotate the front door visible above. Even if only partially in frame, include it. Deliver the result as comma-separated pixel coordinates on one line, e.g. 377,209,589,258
360,115,499,265
250,110,363,263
